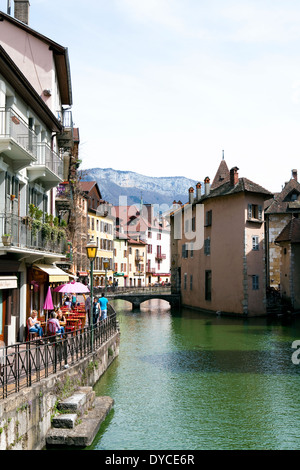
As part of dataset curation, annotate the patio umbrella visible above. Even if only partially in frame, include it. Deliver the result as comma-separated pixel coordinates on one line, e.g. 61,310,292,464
43,286,54,321
53,281,90,294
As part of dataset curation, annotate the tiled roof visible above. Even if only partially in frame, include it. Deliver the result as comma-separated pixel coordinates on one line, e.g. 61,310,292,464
202,177,272,201
78,181,97,192
265,178,300,214
211,160,230,190
275,218,300,243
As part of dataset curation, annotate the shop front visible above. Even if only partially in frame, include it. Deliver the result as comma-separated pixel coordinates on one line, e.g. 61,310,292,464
27,264,71,320
0,274,18,346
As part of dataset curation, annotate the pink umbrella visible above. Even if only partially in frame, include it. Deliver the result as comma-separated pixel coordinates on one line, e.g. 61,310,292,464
43,286,54,321
53,282,90,293
43,286,54,310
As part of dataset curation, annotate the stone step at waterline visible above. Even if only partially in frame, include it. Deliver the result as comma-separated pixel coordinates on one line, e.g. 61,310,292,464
52,414,78,429
47,388,114,447
57,392,89,412
47,396,114,447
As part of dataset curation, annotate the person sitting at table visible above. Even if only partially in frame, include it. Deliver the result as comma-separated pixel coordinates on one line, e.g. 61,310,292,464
63,296,71,308
55,308,66,335
28,310,43,339
47,311,64,336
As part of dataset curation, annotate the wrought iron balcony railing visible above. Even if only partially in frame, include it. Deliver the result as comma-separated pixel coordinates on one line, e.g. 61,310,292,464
0,212,66,254
0,108,37,167
35,143,63,179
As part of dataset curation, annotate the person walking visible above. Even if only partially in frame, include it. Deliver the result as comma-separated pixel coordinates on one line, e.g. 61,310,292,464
92,297,100,325
98,293,108,320
85,294,92,326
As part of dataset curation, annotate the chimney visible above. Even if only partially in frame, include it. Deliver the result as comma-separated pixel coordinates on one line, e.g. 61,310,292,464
188,187,194,204
230,167,239,186
196,182,202,200
292,169,298,181
204,177,210,196
14,0,30,25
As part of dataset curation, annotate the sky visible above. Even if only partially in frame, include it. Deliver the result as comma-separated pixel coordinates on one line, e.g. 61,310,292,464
2,0,300,193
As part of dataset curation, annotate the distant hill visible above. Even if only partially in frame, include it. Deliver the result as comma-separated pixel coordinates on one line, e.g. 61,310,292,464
80,168,199,208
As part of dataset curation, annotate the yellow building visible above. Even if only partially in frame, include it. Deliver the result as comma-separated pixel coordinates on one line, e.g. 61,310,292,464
80,182,114,288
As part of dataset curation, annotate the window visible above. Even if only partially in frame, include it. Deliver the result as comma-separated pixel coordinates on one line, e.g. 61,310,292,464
148,231,152,238
252,275,259,290
157,233,161,240
252,236,259,251
205,270,212,301
184,273,187,290
205,210,212,226
182,243,188,259
148,244,152,254
190,274,193,290
190,242,194,258
204,238,210,255
248,204,262,221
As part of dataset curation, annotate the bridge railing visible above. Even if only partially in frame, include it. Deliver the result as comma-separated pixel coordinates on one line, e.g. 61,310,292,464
94,285,171,296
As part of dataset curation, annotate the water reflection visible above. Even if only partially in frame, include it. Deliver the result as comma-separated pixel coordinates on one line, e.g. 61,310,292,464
89,300,300,450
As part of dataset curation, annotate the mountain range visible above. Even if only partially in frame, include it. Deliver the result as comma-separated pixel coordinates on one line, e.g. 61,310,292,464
80,168,199,208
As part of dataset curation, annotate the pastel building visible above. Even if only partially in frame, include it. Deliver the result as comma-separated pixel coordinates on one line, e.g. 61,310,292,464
0,3,75,344
170,160,272,316
80,181,114,288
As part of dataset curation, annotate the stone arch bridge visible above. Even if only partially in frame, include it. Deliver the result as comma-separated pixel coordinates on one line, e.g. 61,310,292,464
107,292,181,310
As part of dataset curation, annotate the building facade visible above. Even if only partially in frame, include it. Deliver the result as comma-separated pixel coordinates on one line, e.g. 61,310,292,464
0,3,75,345
80,181,114,288
171,164,272,316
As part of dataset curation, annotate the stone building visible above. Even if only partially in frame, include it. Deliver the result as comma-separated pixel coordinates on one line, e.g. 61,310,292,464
264,170,300,288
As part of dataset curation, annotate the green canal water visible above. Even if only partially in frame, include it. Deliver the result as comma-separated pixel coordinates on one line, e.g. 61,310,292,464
88,299,300,450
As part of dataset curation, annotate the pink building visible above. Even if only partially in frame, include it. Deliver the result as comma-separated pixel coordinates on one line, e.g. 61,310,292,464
170,161,273,316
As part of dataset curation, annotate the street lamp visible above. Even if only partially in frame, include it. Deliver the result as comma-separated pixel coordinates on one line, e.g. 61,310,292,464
103,258,109,297
86,241,97,348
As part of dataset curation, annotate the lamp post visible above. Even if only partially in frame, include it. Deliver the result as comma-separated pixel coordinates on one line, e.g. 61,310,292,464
103,258,109,297
86,241,97,349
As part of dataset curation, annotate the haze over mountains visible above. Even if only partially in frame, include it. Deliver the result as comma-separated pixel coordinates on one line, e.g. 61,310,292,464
81,168,198,208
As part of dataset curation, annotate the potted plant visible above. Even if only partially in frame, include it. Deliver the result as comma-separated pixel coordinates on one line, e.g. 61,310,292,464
2,233,12,246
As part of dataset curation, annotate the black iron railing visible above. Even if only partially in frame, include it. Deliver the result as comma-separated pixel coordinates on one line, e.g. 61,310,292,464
0,313,118,399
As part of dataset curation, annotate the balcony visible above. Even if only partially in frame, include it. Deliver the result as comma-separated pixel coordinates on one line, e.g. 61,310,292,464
146,267,156,273
0,212,66,255
57,109,74,150
55,182,72,210
155,253,166,260
27,143,63,190
0,108,37,171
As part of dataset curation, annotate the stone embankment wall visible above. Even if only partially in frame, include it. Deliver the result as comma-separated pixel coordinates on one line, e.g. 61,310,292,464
0,331,120,450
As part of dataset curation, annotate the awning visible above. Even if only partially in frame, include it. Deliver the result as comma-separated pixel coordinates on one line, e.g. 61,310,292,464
33,264,70,283
0,275,17,289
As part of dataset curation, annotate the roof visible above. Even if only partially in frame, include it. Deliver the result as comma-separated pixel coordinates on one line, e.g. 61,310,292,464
0,11,72,105
265,177,300,214
275,218,300,244
211,159,230,190
0,45,62,132
78,181,103,200
202,177,272,201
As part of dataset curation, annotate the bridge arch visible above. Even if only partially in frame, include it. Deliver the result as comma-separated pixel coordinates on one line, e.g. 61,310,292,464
108,293,181,311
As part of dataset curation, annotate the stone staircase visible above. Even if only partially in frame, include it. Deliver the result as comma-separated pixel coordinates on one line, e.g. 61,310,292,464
46,387,114,448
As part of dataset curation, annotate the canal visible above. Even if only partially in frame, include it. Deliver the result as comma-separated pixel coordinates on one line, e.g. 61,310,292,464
87,299,300,450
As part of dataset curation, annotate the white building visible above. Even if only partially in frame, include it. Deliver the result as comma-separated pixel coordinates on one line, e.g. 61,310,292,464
0,4,74,345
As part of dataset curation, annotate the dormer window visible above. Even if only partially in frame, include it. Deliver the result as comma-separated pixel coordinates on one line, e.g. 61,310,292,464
291,193,298,201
